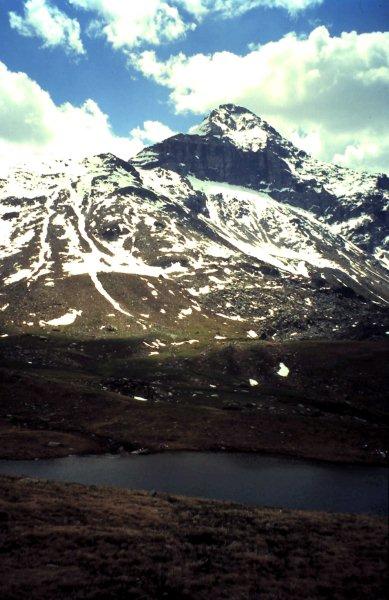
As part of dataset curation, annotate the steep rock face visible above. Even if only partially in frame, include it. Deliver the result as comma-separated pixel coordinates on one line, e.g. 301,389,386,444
133,105,301,195
133,104,388,265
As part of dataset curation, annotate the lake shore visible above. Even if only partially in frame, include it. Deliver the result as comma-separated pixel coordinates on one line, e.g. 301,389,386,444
0,452,387,515
0,425,388,466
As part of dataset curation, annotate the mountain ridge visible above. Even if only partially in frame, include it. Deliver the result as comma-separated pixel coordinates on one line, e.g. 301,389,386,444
134,103,388,267
0,104,388,341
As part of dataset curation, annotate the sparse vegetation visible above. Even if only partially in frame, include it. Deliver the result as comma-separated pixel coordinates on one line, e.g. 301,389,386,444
0,334,387,463
0,475,387,600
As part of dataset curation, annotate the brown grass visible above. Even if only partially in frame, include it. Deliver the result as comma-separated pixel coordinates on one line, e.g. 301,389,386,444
0,475,387,599
0,337,388,464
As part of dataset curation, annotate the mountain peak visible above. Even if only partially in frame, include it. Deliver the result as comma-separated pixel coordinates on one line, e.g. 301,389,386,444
214,103,257,116
191,103,274,151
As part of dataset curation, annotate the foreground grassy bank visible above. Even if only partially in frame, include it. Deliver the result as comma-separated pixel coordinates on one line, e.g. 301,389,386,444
0,475,387,599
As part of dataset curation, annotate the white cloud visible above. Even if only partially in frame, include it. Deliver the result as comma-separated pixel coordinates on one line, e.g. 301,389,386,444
0,61,172,173
176,0,323,18
68,0,194,49
8,0,323,55
130,120,176,145
129,27,389,172
9,0,85,55
8,0,324,56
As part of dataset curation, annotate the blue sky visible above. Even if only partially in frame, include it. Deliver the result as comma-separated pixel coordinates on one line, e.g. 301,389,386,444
0,1,388,171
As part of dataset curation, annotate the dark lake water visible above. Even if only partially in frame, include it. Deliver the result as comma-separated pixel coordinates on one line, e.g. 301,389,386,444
0,452,387,515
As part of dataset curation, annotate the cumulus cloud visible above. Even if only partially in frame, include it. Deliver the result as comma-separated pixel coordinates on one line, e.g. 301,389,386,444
176,0,323,18
70,0,324,51
0,61,173,173
68,0,194,49
8,0,323,54
9,0,85,55
130,120,176,145
129,26,389,172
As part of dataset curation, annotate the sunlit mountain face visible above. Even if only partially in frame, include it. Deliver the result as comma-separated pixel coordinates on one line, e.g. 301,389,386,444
0,105,388,342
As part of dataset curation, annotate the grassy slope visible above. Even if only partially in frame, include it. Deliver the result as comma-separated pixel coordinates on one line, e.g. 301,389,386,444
0,475,387,600
0,334,388,463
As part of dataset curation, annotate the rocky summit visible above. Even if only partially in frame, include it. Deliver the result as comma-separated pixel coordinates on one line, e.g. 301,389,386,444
0,104,388,341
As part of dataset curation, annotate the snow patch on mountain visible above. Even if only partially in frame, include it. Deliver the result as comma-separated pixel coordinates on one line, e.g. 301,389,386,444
190,104,268,152
42,309,82,327
189,177,344,277
277,362,290,377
